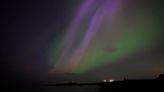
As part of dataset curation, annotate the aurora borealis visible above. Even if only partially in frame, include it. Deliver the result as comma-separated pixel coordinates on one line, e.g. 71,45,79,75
1,0,164,82
49,0,164,76
49,0,123,74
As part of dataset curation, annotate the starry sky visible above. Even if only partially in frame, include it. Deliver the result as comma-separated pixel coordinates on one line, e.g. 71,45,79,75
1,0,164,83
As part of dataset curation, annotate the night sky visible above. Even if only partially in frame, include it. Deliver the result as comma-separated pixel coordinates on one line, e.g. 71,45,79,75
1,0,164,83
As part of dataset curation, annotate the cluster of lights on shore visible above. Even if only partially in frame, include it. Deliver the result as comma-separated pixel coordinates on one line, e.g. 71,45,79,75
103,79,115,82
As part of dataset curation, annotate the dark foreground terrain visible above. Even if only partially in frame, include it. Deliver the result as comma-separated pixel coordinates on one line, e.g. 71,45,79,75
1,74,164,92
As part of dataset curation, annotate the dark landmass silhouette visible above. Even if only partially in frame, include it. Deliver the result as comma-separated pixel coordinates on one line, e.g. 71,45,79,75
44,74,164,92
1,74,164,92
